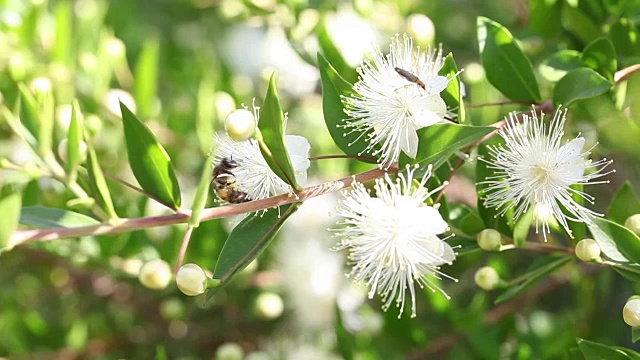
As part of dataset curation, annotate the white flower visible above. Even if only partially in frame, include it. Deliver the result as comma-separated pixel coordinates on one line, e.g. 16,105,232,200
331,165,456,318
343,33,454,168
481,108,613,240
214,103,311,201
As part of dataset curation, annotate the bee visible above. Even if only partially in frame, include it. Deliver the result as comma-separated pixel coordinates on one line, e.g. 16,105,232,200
212,157,251,204
395,67,426,90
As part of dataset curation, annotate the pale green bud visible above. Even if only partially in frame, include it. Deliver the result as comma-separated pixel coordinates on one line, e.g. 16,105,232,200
474,266,500,291
224,108,256,141
575,238,601,262
138,259,172,290
477,229,502,251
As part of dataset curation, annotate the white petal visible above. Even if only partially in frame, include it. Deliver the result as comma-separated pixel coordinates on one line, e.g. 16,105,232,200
440,242,456,264
410,96,446,128
289,154,311,172
559,138,586,180
294,170,308,186
416,206,448,234
421,75,449,94
285,135,311,157
399,122,419,159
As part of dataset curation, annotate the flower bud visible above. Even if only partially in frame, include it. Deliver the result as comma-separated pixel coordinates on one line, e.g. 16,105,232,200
474,266,500,291
138,259,172,290
224,109,256,141
176,263,207,296
57,139,88,164
575,238,601,262
625,214,640,237
477,229,502,251
623,298,640,327
254,292,284,320
215,342,244,360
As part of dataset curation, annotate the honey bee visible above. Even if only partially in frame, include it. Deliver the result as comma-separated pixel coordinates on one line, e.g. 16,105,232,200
395,67,426,90
212,157,251,204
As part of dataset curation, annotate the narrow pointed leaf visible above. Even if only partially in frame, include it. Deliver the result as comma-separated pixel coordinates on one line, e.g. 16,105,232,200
65,100,83,174
318,53,376,161
439,53,465,123
19,206,100,228
553,68,613,107
0,185,22,251
607,182,640,225
634,327,640,343
86,146,117,218
257,75,298,189
120,102,181,209
588,217,640,264
568,183,586,241
400,123,494,174
317,17,357,84
204,203,299,304
477,17,541,102
188,152,215,228
449,205,485,236
513,208,533,247
583,37,617,81
495,255,572,304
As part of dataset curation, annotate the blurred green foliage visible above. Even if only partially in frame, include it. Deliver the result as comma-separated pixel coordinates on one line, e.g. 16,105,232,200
1,0,640,358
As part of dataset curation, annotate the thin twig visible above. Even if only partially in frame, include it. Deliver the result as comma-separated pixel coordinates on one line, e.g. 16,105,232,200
614,64,640,83
9,165,396,246
175,226,194,273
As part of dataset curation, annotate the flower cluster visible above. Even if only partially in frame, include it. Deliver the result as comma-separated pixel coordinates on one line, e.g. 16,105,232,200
331,165,456,318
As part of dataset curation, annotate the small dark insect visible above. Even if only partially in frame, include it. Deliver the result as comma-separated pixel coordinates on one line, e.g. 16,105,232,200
395,67,459,124
395,67,426,90
212,157,251,204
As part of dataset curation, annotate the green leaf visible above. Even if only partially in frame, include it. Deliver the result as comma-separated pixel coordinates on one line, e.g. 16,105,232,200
318,53,376,161
120,101,181,209
577,338,640,360
196,73,216,155
19,206,100,228
539,50,583,82
607,182,640,225
614,263,640,284
529,0,561,38
583,37,617,81
495,256,572,304
633,327,640,343
561,5,601,45
553,68,613,107
513,208,533,247
134,37,160,119
439,53,465,123
65,101,83,175
0,185,22,251
204,203,299,303
588,217,640,264
85,146,118,218
316,17,357,84
400,123,494,172
257,74,299,189
449,205,485,236
17,83,39,139
188,152,215,228
53,0,72,64
607,18,640,59
477,17,541,102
